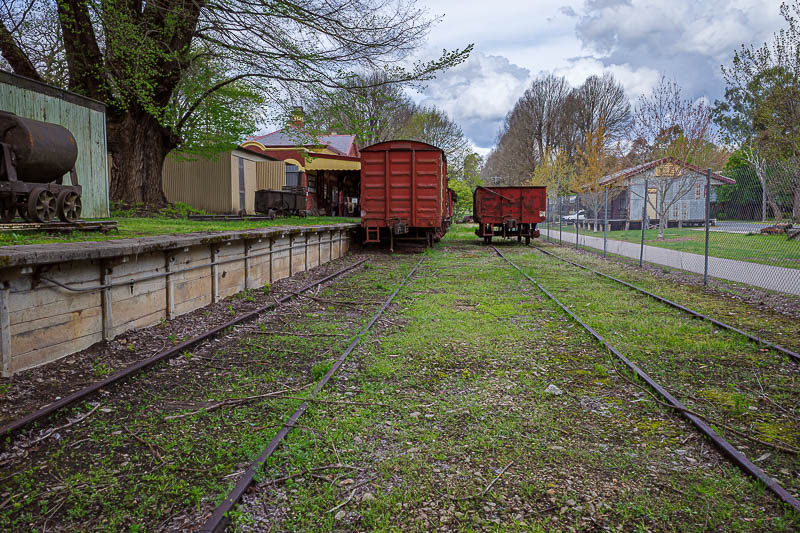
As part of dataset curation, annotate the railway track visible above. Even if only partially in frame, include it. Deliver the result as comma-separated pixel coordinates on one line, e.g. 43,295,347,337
492,245,800,514
200,258,423,533
0,258,368,441
0,254,419,531
528,243,800,364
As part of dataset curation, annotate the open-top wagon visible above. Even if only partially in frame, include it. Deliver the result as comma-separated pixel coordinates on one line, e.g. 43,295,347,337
473,185,546,244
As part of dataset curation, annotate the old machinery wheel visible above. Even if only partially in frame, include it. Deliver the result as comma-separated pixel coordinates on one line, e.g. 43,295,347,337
27,187,56,223
56,190,82,222
0,196,15,223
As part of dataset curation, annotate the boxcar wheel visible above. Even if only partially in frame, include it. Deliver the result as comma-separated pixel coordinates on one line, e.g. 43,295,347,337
57,190,82,222
525,236,530,245
28,187,57,223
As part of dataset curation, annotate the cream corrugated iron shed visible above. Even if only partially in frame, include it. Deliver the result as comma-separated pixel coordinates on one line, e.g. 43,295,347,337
0,71,110,217
162,148,286,214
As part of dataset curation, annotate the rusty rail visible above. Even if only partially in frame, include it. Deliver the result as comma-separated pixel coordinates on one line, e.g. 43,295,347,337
200,257,423,533
492,246,800,513
0,258,368,440
529,244,800,364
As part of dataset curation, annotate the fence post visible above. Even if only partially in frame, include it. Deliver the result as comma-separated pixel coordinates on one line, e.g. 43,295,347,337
559,196,562,244
640,179,647,268
575,193,580,250
704,168,711,286
603,187,608,258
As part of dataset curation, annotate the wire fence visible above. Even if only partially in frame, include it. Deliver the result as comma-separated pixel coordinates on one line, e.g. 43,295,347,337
540,164,800,296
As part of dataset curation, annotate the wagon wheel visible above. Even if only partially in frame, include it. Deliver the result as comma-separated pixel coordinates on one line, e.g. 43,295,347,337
56,190,82,222
27,187,57,223
0,196,15,223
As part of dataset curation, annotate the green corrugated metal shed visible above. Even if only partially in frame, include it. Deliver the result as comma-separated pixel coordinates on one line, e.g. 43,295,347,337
0,71,109,218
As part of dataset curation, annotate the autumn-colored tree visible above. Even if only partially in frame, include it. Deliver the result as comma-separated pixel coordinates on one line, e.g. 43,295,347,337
573,121,619,232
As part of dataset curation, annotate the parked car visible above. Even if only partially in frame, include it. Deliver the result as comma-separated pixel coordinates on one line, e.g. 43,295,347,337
562,210,586,224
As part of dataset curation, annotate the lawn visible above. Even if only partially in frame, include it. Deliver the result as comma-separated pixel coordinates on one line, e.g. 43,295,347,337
542,224,800,269
0,215,359,247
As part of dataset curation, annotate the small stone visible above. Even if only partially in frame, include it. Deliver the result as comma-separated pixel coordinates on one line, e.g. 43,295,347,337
545,384,563,395
410,411,421,418
361,492,375,502
407,447,420,454
424,413,434,419
335,510,346,520
340,478,354,486
566,499,576,507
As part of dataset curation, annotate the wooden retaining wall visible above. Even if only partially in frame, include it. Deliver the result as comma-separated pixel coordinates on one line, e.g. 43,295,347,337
0,224,357,376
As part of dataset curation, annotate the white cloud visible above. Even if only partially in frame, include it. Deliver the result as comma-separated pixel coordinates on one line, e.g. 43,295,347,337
408,0,785,151
552,57,662,101
415,51,531,148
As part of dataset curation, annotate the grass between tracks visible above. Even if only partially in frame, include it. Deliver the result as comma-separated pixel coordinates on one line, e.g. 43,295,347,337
0,255,411,531
228,226,797,531
1,226,798,531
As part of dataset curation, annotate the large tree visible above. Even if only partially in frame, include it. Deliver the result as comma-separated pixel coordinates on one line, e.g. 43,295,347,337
718,0,800,219
0,0,470,204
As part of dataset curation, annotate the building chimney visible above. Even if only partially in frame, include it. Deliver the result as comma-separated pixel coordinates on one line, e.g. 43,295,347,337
291,106,305,129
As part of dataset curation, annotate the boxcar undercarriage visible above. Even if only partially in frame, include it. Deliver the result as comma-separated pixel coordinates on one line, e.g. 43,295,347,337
476,221,540,245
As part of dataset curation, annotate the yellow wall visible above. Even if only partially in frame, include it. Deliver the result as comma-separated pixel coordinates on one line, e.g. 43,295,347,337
162,152,233,213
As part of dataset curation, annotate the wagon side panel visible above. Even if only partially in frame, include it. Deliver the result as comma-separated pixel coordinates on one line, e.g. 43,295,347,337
361,150,388,227
413,150,441,228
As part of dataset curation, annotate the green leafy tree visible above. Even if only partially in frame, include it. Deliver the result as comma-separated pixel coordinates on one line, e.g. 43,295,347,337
0,0,471,205
301,71,416,147
400,105,471,177
166,51,265,159
720,0,800,219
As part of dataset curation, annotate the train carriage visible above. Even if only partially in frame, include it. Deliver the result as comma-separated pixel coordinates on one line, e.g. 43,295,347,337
360,140,451,250
473,186,546,244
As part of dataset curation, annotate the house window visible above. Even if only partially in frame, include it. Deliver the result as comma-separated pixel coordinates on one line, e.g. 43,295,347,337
681,203,687,220
307,175,316,194
285,164,300,187
672,204,678,219
695,183,701,200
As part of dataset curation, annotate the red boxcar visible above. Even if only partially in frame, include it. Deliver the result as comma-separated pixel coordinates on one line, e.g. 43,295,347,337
361,140,452,249
473,186,547,244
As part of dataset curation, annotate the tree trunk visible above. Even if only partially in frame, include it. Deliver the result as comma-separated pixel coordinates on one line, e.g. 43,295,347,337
107,112,176,205
794,173,800,221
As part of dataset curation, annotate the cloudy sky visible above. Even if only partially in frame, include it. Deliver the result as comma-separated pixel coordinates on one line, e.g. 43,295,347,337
410,0,785,154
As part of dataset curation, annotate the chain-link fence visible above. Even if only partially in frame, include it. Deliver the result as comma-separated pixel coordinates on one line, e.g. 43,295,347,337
541,164,800,296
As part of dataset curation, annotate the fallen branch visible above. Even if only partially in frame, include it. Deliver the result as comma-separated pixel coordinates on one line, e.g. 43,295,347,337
451,461,514,501
123,425,165,463
164,384,312,420
327,476,377,514
248,331,349,337
28,403,102,446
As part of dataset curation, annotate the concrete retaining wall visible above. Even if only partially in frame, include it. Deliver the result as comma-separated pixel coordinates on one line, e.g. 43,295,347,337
0,224,357,376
